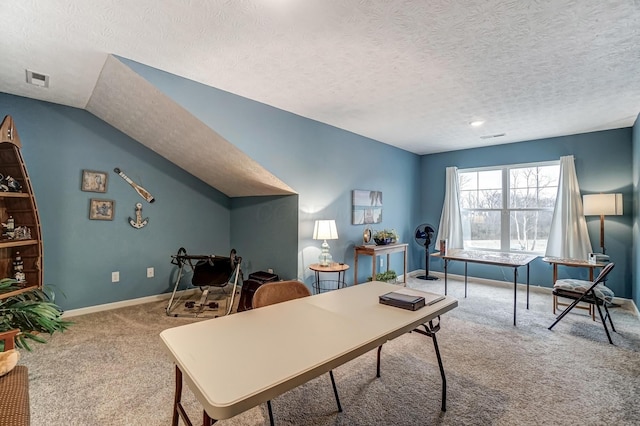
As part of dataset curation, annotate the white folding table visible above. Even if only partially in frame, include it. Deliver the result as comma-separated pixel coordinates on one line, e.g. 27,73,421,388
160,281,458,425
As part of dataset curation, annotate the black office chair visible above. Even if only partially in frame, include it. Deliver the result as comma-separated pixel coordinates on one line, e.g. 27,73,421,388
548,262,616,344
252,281,342,425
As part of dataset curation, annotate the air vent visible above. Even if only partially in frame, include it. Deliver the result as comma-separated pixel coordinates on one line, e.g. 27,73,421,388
480,133,506,139
25,69,50,88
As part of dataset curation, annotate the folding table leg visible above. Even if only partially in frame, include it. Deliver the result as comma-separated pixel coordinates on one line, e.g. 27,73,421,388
329,370,343,412
412,317,447,412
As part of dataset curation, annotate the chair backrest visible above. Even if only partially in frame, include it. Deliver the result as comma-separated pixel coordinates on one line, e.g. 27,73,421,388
252,280,311,308
592,262,615,288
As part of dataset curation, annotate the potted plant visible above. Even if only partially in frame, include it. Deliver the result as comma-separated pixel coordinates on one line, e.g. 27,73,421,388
0,278,71,351
373,229,398,245
367,270,398,283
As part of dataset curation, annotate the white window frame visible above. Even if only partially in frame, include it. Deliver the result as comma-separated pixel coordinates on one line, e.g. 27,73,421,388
458,160,560,254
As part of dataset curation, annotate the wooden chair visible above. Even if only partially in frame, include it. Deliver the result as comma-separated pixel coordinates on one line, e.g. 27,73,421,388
0,329,30,425
252,280,342,425
548,262,617,344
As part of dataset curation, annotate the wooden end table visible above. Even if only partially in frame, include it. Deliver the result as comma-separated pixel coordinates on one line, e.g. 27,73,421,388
309,262,349,294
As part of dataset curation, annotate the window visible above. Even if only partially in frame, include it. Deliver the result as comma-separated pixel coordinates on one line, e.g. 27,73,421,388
458,161,560,254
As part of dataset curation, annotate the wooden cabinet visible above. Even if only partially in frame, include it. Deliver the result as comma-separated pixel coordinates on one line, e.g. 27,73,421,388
0,115,43,299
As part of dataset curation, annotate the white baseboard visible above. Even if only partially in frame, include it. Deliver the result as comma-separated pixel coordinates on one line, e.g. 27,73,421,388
62,289,200,318
64,272,639,319
408,269,638,314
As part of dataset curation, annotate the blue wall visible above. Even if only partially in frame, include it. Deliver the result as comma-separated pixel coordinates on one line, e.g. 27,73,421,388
1,59,422,308
0,93,232,310
2,60,637,308
421,129,634,299
121,58,422,286
230,195,299,279
632,113,639,307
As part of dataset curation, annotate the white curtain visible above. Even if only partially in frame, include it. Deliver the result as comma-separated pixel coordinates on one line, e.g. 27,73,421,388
436,166,464,249
545,155,592,259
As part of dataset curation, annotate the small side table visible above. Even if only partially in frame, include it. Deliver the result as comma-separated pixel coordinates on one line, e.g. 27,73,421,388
543,257,607,321
309,262,350,294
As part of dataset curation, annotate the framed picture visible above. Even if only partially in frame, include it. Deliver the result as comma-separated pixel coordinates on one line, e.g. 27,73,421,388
352,190,383,225
89,198,115,221
81,170,108,193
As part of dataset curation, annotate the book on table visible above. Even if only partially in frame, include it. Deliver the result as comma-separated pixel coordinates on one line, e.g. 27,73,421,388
379,288,445,311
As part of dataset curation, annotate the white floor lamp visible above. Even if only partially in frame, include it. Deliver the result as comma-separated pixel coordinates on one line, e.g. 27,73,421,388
583,193,623,255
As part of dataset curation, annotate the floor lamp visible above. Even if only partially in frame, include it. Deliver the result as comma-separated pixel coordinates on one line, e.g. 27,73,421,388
583,193,623,255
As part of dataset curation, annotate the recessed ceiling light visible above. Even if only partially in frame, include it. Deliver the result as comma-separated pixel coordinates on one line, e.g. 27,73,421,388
469,120,485,127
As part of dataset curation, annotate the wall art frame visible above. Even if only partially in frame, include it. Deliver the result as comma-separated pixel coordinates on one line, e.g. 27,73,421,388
352,189,383,225
89,198,115,221
81,169,108,193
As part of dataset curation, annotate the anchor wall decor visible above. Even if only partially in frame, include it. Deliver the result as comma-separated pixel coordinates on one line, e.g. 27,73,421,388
129,203,149,229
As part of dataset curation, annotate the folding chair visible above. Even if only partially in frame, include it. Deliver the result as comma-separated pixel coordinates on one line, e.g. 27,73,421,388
166,247,242,318
252,281,342,425
548,262,616,344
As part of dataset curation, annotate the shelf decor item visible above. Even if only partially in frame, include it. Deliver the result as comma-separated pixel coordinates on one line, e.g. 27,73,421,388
81,169,108,193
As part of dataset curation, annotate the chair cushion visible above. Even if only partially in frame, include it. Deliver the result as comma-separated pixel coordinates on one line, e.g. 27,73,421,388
554,279,615,303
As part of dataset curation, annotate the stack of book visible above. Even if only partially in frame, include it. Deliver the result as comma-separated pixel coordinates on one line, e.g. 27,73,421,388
379,288,445,311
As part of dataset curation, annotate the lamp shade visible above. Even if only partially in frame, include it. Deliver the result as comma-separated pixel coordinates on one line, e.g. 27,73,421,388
313,220,338,240
583,193,623,216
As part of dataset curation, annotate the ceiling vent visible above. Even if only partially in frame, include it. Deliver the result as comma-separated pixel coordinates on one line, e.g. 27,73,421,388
480,133,506,139
25,69,49,88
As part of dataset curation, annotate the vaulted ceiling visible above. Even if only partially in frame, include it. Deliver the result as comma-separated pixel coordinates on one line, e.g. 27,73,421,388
2,1,639,195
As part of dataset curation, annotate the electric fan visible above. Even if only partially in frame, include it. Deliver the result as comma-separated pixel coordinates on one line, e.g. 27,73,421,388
414,223,438,280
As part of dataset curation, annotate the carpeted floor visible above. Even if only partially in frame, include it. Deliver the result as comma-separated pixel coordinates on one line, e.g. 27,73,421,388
20,273,640,425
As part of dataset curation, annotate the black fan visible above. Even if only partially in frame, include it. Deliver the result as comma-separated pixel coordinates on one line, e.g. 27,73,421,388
414,223,438,280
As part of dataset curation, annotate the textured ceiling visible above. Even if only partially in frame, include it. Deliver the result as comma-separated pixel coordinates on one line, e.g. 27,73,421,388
1,1,639,188
86,56,295,197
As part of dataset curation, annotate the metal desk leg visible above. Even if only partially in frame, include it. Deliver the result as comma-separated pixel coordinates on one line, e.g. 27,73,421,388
526,264,530,309
513,267,518,326
378,317,448,412
464,262,468,298
444,259,448,295
372,255,376,283
413,318,447,412
354,254,358,285
174,365,217,426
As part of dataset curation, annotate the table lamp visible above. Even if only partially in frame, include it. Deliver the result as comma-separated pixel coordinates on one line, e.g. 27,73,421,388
313,220,338,266
583,193,623,254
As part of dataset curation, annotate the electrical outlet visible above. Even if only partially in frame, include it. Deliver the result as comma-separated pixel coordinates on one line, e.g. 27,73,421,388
147,267,154,278
112,271,120,283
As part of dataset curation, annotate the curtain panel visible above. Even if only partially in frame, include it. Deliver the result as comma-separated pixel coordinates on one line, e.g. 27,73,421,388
545,155,592,259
